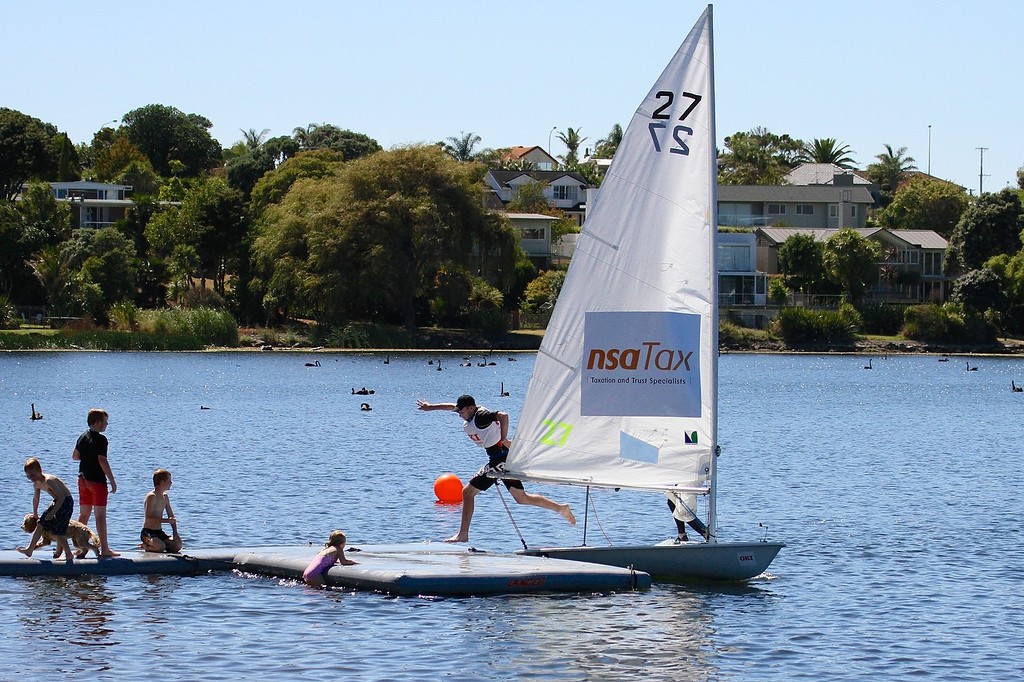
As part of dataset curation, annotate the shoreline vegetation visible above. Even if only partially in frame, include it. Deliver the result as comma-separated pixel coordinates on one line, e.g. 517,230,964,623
2,320,1024,357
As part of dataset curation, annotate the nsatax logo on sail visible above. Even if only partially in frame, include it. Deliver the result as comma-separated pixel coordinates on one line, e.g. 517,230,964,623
581,311,702,417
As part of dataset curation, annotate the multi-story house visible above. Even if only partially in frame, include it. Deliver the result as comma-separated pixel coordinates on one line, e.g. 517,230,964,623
41,181,134,229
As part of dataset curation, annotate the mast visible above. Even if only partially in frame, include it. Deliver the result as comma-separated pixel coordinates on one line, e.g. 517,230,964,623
705,4,719,541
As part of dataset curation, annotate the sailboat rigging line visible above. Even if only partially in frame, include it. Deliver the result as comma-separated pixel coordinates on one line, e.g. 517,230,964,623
493,484,529,551
582,486,591,545
586,489,614,546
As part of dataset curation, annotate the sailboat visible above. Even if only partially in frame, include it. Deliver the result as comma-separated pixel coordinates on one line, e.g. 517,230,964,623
501,5,783,581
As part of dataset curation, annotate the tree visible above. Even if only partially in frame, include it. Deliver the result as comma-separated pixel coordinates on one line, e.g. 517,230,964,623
505,180,553,214
94,137,153,183
876,177,970,237
866,144,917,197
521,269,566,312
778,233,824,293
945,187,1024,275
443,131,482,162
252,145,519,328
121,104,222,177
986,250,1024,334
292,123,381,160
593,124,623,159
718,127,803,185
556,127,587,169
822,228,880,305
0,108,57,200
61,226,139,314
797,138,855,168
951,267,1004,315
0,182,72,300
248,149,346,219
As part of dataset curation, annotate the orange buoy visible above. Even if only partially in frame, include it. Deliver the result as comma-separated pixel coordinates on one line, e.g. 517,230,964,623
433,473,463,504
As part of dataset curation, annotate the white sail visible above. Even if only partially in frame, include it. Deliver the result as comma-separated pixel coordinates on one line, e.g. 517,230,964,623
505,6,717,495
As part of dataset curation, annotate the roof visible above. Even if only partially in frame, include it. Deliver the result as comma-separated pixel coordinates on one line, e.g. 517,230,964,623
888,229,949,250
784,163,872,186
758,227,948,249
487,169,590,187
757,227,882,244
502,146,556,163
719,185,874,203
505,212,558,221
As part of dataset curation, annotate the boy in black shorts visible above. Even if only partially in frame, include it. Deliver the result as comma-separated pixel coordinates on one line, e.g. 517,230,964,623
141,468,182,553
417,394,575,542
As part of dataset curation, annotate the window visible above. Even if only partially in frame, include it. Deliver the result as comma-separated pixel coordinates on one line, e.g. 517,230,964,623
718,244,751,271
829,205,838,218
850,205,857,218
924,251,944,276
552,185,579,202
767,204,786,215
521,228,545,240
795,204,814,215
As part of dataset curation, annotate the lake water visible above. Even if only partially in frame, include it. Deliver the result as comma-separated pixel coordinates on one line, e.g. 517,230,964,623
2,350,1023,680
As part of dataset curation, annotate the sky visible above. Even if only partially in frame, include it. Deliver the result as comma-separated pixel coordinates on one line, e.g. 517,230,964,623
4,0,1022,194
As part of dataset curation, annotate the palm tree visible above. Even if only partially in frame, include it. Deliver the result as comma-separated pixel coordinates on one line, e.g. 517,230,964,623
798,138,856,168
443,131,481,162
241,128,271,153
556,127,588,169
593,124,623,158
292,123,320,149
867,144,917,195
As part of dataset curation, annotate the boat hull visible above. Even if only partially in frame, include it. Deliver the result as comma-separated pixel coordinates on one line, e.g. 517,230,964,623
519,541,784,582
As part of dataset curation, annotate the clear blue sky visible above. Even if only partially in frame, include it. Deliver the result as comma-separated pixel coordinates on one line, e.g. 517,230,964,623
4,0,1021,193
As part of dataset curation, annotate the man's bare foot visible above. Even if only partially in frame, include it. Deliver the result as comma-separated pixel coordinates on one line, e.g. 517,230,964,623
100,550,121,558
16,546,33,558
444,534,469,543
559,504,576,526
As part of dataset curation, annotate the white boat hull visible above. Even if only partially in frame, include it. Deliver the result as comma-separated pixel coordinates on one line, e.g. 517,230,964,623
519,541,784,582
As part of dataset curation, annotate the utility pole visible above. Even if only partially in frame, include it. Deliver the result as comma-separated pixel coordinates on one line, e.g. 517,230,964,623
927,125,931,176
977,147,989,195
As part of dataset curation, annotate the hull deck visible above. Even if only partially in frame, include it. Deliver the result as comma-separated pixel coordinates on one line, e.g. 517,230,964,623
0,543,650,596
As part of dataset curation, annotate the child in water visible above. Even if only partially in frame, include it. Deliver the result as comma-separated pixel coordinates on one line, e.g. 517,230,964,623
302,530,356,587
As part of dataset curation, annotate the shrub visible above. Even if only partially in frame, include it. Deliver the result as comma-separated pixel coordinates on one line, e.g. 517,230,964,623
902,304,997,344
858,303,905,336
773,306,857,346
0,295,17,329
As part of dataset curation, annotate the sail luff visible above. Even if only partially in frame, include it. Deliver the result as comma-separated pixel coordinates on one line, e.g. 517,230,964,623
505,7,717,495
705,3,720,540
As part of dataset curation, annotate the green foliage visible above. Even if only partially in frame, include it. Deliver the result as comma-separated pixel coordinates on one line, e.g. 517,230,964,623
797,138,856,168
108,300,139,331
717,127,803,185
121,104,222,177
876,177,969,237
505,180,553,213
0,108,58,200
137,307,238,346
985,251,1024,335
773,305,860,345
292,124,381,160
822,228,881,305
521,269,566,312
0,293,17,329
556,127,587,169
767,277,789,306
951,268,1004,314
719,319,763,346
945,188,1024,275
857,303,905,336
443,132,482,162
901,303,996,344
866,144,916,200
248,149,345,219
777,233,823,293
593,124,623,159
253,145,519,329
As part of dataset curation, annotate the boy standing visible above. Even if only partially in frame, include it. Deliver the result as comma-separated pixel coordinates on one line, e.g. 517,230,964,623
141,469,182,553
17,457,75,563
73,408,119,557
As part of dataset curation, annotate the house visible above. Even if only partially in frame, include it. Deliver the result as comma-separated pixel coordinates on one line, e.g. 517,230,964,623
718,183,874,229
484,169,590,227
500,146,557,170
719,231,767,308
505,212,560,269
756,227,950,303
42,181,134,229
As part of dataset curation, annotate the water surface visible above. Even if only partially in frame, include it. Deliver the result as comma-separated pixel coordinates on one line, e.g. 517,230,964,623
2,351,1022,680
